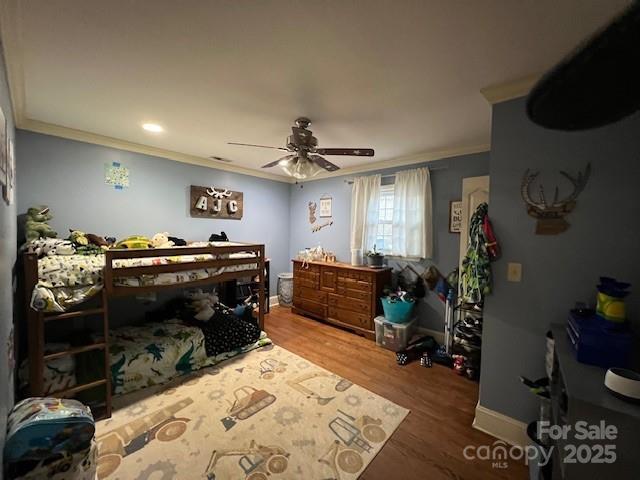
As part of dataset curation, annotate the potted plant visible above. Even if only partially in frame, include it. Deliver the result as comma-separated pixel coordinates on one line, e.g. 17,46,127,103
365,244,385,267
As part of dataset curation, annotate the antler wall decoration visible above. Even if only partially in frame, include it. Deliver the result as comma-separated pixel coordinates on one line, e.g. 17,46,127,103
311,220,333,233
521,163,591,235
206,188,233,199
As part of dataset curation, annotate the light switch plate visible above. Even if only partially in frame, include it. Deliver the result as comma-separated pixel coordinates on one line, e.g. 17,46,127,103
507,262,522,282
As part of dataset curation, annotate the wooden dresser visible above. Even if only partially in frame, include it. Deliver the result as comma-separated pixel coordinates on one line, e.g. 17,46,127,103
292,260,391,339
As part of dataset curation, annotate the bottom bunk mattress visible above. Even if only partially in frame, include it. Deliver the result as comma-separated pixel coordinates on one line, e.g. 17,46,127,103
26,319,271,397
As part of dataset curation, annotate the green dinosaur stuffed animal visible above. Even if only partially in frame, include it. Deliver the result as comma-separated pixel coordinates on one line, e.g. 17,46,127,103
25,206,57,242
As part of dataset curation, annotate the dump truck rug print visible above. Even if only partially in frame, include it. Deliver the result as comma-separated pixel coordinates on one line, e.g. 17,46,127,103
95,344,408,479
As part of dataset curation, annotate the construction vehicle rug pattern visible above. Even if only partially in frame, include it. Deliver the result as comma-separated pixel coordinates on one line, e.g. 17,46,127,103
94,344,408,479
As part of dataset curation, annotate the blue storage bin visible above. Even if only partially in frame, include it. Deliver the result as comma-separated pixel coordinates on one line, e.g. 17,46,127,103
566,312,633,369
380,297,415,323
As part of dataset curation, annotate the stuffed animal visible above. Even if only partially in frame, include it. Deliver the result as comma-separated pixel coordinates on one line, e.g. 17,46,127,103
24,206,57,242
86,233,108,248
104,237,117,247
68,230,89,246
168,236,187,246
185,289,219,321
151,232,175,248
114,235,153,249
209,231,229,242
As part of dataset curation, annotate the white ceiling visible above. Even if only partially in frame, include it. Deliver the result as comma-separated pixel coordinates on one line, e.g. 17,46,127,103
3,0,630,178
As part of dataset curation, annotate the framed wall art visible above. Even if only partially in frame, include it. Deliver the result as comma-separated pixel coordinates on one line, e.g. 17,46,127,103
104,162,130,189
190,185,243,220
319,195,332,218
449,200,463,233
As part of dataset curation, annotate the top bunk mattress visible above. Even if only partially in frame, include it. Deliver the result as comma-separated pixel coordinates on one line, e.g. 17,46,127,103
30,243,260,312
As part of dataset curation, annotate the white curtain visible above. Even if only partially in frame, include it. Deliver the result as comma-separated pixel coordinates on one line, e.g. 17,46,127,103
392,167,432,258
350,174,381,253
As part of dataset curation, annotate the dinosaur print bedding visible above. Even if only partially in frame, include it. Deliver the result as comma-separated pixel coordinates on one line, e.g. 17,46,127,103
30,247,258,312
29,320,271,397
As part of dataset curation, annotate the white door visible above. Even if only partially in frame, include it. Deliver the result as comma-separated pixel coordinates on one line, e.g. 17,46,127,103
458,175,490,270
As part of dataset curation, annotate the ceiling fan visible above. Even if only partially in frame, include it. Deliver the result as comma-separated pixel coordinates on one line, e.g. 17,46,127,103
228,117,374,179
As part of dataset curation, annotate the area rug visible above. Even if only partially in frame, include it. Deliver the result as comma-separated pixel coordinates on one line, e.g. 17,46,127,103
95,343,409,480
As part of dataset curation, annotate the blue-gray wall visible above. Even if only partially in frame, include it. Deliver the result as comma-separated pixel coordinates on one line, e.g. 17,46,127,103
479,97,640,423
288,152,490,331
16,131,291,309
0,42,16,461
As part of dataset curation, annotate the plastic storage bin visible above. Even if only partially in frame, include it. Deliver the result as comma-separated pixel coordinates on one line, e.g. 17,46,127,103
380,298,415,323
374,316,415,351
566,311,632,369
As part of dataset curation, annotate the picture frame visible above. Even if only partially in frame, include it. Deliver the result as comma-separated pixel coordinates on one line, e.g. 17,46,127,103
449,200,463,233
319,196,332,218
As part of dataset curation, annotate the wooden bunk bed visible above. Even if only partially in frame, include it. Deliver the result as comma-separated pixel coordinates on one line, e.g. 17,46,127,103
23,243,266,419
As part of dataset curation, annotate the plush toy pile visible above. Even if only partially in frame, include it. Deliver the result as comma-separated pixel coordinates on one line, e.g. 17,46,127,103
21,205,207,256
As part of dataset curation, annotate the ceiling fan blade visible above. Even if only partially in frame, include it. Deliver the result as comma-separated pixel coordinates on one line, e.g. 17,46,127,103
261,154,296,169
309,155,340,172
315,148,374,156
261,159,283,168
228,142,289,151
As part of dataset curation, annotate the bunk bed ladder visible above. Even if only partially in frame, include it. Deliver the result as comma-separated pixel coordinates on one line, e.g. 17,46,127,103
25,254,112,419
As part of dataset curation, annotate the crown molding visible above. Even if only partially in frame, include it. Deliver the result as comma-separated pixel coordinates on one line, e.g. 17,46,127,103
21,117,490,185
18,118,295,183
300,143,491,182
480,73,541,105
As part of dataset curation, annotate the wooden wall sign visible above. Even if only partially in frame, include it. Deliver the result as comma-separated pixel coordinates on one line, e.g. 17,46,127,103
190,186,243,220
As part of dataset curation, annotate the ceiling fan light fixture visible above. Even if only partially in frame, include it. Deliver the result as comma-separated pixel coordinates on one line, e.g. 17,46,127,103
281,157,323,179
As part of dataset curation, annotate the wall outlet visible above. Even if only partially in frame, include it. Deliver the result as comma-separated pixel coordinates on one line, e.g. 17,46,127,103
507,262,522,282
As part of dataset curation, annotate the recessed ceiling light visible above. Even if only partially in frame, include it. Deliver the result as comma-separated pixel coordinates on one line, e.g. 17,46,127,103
142,123,163,133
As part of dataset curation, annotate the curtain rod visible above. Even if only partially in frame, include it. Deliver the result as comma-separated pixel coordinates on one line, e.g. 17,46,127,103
343,165,448,184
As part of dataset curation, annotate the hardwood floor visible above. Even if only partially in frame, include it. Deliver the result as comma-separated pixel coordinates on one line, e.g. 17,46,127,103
265,306,527,480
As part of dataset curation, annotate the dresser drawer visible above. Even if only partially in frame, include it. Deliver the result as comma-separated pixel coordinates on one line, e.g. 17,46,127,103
328,294,370,314
294,262,320,274
320,267,337,293
328,306,372,330
294,286,327,304
336,277,372,292
295,276,319,289
294,267,320,288
335,285,371,302
337,269,373,281
293,298,326,318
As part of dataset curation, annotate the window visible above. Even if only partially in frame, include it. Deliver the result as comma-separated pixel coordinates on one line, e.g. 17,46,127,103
375,184,394,254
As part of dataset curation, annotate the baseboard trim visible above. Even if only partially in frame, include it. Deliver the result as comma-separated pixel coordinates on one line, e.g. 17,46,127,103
269,295,280,307
472,403,528,447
